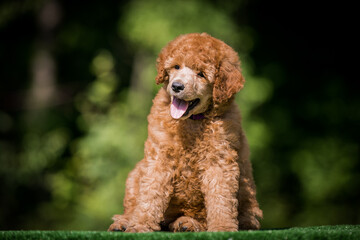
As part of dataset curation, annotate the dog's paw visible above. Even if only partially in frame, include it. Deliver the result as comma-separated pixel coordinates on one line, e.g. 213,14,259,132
169,216,205,232
238,214,261,230
124,224,153,233
108,215,129,232
207,226,238,232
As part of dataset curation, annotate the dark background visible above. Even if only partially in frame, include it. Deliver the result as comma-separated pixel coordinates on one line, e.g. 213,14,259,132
0,0,358,230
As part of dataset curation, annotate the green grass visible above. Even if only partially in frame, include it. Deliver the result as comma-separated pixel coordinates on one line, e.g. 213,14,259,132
1,225,359,240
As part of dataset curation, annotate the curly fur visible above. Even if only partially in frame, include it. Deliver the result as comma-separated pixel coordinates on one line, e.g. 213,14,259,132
108,33,262,232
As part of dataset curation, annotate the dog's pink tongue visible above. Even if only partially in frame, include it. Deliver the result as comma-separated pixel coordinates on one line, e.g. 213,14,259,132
171,97,189,119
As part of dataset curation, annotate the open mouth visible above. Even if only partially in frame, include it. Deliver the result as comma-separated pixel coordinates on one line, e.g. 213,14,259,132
170,97,200,119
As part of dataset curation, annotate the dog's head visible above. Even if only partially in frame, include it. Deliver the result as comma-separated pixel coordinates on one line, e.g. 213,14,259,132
156,33,244,120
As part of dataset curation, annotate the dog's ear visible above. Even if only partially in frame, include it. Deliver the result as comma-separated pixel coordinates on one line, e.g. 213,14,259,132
155,51,169,85
213,58,245,104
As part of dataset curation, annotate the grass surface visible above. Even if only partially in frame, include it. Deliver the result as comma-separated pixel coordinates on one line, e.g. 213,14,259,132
1,225,359,240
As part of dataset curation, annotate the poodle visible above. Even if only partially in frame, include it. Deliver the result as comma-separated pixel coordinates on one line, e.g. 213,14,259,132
108,33,262,232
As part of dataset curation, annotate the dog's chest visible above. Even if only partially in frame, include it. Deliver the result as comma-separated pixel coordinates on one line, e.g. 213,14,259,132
170,140,208,206
167,120,225,206
172,160,204,206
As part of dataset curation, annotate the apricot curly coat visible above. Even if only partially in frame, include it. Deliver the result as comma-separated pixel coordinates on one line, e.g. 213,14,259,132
108,33,262,232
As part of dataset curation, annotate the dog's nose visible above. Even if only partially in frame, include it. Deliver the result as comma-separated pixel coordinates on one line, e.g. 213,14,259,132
171,82,185,93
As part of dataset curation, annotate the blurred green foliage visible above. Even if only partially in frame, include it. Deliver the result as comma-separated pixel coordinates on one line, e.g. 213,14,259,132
0,0,358,231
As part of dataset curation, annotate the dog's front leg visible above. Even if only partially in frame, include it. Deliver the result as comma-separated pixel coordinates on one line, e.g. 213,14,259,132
202,165,240,232
125,160,173,232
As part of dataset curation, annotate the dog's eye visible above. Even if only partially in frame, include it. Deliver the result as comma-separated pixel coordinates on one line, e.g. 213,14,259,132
197,72,205,78
174,65,180,70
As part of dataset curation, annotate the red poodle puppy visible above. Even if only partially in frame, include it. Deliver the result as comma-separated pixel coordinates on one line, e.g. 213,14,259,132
108,33,262,232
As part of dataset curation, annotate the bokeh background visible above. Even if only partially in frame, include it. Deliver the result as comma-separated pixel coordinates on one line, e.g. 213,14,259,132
0,0,358,230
